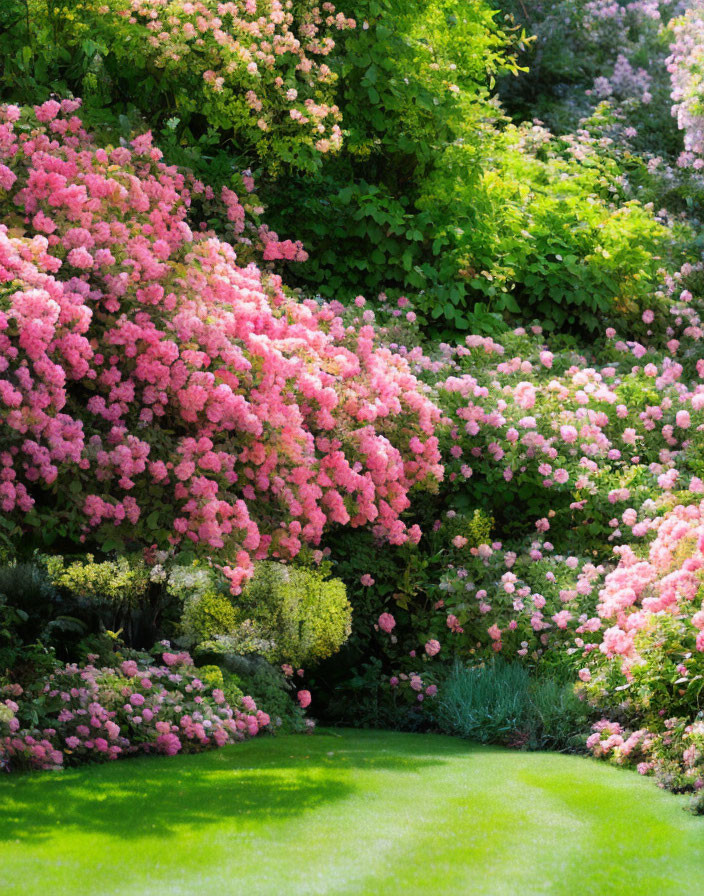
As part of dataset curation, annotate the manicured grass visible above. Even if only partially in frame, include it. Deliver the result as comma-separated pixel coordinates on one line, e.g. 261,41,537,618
1,728,701,895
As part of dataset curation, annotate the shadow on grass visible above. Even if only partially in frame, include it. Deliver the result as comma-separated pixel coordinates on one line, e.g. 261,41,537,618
0,729,475,844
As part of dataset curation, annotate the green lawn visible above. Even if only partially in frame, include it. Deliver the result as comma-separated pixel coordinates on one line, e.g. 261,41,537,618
1,728,701,895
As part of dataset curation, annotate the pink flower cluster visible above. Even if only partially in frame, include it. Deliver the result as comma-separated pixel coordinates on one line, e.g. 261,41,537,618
668,3,704,162
79,0,355,163
430,522,605,662
586,716,704,806
0,650,269,772
0,102,442,591
593,500,704,673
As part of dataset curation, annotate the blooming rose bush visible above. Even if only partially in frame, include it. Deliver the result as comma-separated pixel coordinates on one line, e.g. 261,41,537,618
0,100,442,590
0,646,270,772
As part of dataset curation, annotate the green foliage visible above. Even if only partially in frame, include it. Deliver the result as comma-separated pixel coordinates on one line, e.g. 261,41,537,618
0,592,56,685
525,675,594,752
35,554,177,652
460,509,494,548
195,664,225,690
267,1,675,335
434,660,532,743
268,0,524,332
418,123,675,332
45,555,151,609
177,561,352,668
0,561,66,681
239,562,352,667
434,660,592,750
181,593,239,646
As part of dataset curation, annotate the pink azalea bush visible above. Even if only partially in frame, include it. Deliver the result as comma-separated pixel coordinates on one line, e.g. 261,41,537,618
0,647,270,771
0,100,442,592
576,499,704,808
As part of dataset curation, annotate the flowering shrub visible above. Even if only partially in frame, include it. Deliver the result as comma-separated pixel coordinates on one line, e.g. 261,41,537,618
569,497,704,810
668,2,704,161
0,646,270,771
500,0,682,145
194,642,311,733
24,0,355,173
578,501,704,698
586,717,704,812
318,278,704,732
0,100,442,591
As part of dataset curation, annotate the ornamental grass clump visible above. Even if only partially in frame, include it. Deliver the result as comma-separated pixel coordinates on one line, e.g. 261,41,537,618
433,660,591,750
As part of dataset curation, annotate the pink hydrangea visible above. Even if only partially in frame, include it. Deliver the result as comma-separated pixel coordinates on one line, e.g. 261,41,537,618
378,613,396,633
425,639,441,657
297,690,312,709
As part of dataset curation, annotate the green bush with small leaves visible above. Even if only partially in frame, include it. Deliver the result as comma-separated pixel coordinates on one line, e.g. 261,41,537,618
180,593,239,647
240,563,352,667
45,555,151,609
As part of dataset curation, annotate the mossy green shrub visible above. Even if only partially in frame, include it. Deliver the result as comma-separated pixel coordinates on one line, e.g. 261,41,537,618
181,593,239,646
166,561,240,648
195,664,225,691
176,560,352,677
239,562,352,667
45,555,151,609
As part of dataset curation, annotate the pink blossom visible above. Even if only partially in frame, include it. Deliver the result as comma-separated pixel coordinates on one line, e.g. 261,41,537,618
378,613,396,633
